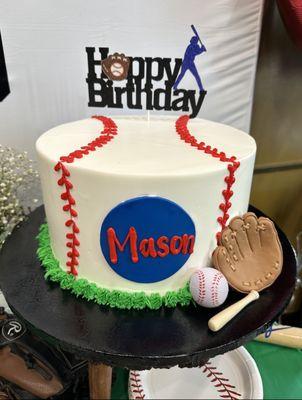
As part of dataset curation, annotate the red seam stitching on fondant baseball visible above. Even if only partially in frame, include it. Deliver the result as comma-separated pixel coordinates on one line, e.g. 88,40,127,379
129,371,145,399
54,116,118,276
202,362,242,400
175,115,240,242
198,270,206,303
211,273,222,307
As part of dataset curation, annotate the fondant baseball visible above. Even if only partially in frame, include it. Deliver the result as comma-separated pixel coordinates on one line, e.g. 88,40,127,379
189,267,229,308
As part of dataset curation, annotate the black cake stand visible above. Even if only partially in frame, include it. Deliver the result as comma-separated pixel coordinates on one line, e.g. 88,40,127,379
0,206,296,399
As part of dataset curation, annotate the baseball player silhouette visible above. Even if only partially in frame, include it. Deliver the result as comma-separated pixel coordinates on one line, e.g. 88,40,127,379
173,35,206,92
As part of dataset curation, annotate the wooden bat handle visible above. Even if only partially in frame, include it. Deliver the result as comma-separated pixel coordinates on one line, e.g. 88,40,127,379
255,324,302,349
208,290,260,332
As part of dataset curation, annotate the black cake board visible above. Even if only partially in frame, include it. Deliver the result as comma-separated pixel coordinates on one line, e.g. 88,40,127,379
0,206,296,399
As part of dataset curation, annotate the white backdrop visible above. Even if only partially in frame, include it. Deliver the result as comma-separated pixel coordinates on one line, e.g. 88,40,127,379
0,0,263,156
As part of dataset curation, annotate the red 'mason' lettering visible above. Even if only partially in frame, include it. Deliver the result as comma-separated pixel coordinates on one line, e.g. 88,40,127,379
107,227,195,264
107,227,139,264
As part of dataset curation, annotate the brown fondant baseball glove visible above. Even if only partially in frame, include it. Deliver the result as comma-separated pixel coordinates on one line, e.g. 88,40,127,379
212,212,283,293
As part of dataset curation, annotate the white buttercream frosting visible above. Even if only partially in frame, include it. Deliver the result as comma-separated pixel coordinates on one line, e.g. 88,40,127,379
36,115,256,295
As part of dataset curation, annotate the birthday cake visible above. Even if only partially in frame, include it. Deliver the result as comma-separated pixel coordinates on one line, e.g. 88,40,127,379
36,115,256,309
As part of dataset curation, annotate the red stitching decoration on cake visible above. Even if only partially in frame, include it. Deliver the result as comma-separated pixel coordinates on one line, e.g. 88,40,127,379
54,162,79,276
175,115,240,242
202,362,242,400
54,116,118,276
129,371,145,399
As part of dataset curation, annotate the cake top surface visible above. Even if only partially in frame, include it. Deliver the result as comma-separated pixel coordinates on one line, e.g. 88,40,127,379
36,115,256,176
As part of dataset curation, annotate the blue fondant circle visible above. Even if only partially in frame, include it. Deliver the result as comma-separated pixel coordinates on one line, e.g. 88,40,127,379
100,196,195,283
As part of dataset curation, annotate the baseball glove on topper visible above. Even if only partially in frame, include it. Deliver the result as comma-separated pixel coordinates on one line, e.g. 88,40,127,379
101,52,130,81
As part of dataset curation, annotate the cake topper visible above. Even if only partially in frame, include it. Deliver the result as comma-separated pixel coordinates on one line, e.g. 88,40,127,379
86,25,207,118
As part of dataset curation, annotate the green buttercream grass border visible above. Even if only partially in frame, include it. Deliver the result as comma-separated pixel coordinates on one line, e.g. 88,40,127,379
36,223,193,310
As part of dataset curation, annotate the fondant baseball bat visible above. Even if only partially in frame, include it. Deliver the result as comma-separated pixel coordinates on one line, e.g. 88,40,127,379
255,324,302,349
208,290,260,332
191,24,206,50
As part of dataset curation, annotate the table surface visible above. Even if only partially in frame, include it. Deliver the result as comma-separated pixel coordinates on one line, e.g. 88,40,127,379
0,206,296,369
